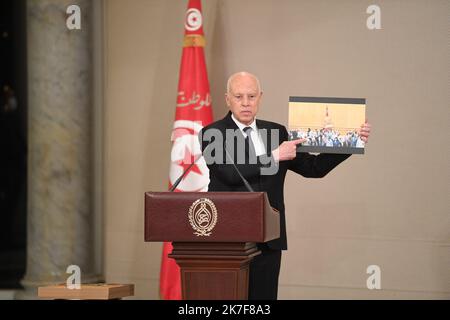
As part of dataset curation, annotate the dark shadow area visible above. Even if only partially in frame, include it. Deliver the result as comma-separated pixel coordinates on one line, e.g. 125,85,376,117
0,0,27,289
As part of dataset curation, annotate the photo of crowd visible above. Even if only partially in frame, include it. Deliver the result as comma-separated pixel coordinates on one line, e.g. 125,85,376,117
288,97,366,154
289,128,365,148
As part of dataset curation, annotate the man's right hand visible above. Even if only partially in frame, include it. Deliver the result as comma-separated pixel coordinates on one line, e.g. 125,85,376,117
272,139,306,162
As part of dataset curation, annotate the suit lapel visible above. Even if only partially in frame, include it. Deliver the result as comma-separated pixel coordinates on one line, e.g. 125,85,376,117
224,111,239,130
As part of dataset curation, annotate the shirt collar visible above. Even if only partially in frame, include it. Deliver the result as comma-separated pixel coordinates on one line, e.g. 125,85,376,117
231,112,258,133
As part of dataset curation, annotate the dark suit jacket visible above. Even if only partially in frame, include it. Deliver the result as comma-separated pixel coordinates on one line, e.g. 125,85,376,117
199,111,350,250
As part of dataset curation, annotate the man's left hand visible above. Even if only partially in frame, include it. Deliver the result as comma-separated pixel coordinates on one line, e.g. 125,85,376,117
359,120,372,143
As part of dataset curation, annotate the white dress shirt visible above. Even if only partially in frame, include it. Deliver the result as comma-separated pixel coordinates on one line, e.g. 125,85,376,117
231,113,267,156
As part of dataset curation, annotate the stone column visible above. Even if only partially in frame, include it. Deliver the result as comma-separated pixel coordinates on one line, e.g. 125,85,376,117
17,0,100,299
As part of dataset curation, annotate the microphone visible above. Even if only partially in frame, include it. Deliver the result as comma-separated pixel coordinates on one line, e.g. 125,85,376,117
224,145,255,192
170,148,204,192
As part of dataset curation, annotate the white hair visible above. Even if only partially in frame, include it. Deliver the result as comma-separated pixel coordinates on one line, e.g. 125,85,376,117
226,71,262,94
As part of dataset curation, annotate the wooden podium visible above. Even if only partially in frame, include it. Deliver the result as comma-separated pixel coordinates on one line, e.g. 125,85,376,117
145,192,280,300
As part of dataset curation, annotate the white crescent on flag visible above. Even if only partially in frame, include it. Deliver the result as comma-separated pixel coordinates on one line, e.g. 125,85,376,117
185,8,202,31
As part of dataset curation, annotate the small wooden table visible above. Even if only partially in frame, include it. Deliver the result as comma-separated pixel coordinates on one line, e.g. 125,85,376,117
38,284,134,300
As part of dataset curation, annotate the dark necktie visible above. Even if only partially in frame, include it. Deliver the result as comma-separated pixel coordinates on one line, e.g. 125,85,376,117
243,126,256,159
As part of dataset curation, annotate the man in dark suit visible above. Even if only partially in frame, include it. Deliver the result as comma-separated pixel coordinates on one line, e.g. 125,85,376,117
199,72,371,300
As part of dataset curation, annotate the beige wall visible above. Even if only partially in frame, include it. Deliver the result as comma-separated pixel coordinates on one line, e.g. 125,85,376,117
103,0,450,299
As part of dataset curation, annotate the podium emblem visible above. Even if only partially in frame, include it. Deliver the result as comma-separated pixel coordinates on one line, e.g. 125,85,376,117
188,198,218,236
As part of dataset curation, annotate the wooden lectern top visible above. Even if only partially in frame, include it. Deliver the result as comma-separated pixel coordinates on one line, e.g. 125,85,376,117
145,192,280,243
38,284,134,300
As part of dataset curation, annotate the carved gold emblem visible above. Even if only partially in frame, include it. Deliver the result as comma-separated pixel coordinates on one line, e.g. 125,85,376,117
188,198,218,236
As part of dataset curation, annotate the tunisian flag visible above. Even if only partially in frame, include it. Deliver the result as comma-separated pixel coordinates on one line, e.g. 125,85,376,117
159,0,213,300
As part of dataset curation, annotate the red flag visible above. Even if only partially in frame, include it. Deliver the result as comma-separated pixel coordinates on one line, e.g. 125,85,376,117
159,0,213,300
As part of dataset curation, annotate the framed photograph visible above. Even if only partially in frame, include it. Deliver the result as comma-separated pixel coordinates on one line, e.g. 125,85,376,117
288,96,366,154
